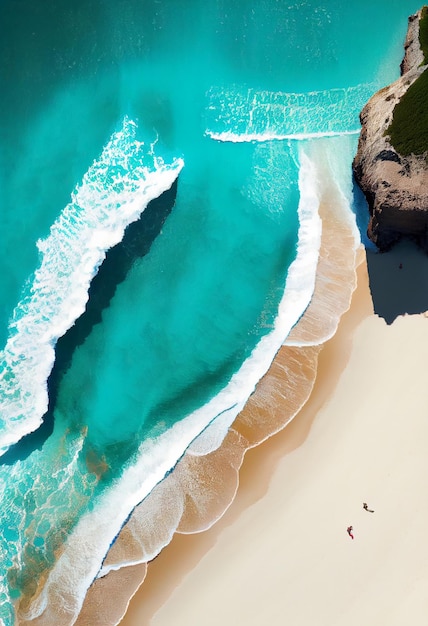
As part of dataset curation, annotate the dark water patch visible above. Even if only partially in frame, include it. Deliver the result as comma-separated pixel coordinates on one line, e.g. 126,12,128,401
0,180,178,465
366,238,428,324
0,0,114,129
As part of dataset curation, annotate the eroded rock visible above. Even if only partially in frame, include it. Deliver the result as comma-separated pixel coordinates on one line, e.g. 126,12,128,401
353,8,428,252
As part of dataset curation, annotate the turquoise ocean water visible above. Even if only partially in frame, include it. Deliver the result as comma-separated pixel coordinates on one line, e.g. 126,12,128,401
0,1,422,623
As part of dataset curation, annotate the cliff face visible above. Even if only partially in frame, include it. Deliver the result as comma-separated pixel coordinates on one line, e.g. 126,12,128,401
353,10,428,251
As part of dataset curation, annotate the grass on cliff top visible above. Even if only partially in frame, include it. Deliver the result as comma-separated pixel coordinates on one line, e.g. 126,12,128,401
386,8,428,156
387,68,428,156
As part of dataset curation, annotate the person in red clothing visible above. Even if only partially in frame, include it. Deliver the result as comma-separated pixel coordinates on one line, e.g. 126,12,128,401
347,525,354,539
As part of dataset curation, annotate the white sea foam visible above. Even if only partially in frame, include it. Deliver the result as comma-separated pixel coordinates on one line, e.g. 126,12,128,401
186,404,239,456
285,134,361,347
205,83,377,140
21,141,324,624
323,134,361,244
207,128,361,143
0,118,184,457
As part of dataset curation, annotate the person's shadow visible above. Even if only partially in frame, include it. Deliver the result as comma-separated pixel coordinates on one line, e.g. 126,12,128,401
366,238,428,325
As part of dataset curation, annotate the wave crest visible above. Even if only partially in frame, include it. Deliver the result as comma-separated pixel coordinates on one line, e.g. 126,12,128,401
0,118,183,457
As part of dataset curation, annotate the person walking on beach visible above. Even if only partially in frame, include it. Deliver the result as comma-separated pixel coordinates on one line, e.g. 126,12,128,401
347,525,354,539
363,502,374,513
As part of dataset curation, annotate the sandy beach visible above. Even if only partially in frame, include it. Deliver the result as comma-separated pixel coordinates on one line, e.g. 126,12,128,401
120,242,428,626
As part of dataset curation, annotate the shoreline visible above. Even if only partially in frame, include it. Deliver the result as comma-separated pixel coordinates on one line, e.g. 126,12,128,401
123,243,428,625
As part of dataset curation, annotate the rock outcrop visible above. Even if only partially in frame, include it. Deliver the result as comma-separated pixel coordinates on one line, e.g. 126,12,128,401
353,9,428,251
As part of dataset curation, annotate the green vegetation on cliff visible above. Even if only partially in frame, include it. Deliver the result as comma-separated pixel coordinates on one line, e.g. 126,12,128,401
420,6,428,62
387,6,428,156
387,69,428,155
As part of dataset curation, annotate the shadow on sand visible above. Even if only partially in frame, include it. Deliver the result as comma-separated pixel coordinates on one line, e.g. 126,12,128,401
1,179,178,465
366,238,428,325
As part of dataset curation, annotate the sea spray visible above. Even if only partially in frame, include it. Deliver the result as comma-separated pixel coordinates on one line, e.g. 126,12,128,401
0,118,183,457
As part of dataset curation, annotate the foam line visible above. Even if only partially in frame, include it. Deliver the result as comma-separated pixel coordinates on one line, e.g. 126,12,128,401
205,83,378,140
206,128,361,143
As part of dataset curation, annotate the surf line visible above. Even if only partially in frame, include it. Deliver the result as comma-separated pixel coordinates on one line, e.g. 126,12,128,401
205,128,361,143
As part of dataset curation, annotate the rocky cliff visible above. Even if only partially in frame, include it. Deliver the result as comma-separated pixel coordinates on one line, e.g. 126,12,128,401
353,9,428,251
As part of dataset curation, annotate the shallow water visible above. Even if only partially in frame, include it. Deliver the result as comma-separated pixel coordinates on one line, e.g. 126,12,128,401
0,1,422,623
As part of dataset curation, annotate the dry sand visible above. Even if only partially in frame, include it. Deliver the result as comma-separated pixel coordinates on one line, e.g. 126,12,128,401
121,245,428,626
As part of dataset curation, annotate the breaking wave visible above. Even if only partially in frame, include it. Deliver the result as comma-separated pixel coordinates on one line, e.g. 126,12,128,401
0,118,183,457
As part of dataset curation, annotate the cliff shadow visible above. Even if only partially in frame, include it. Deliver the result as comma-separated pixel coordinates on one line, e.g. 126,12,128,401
0,179,178,465
366,238,428,325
